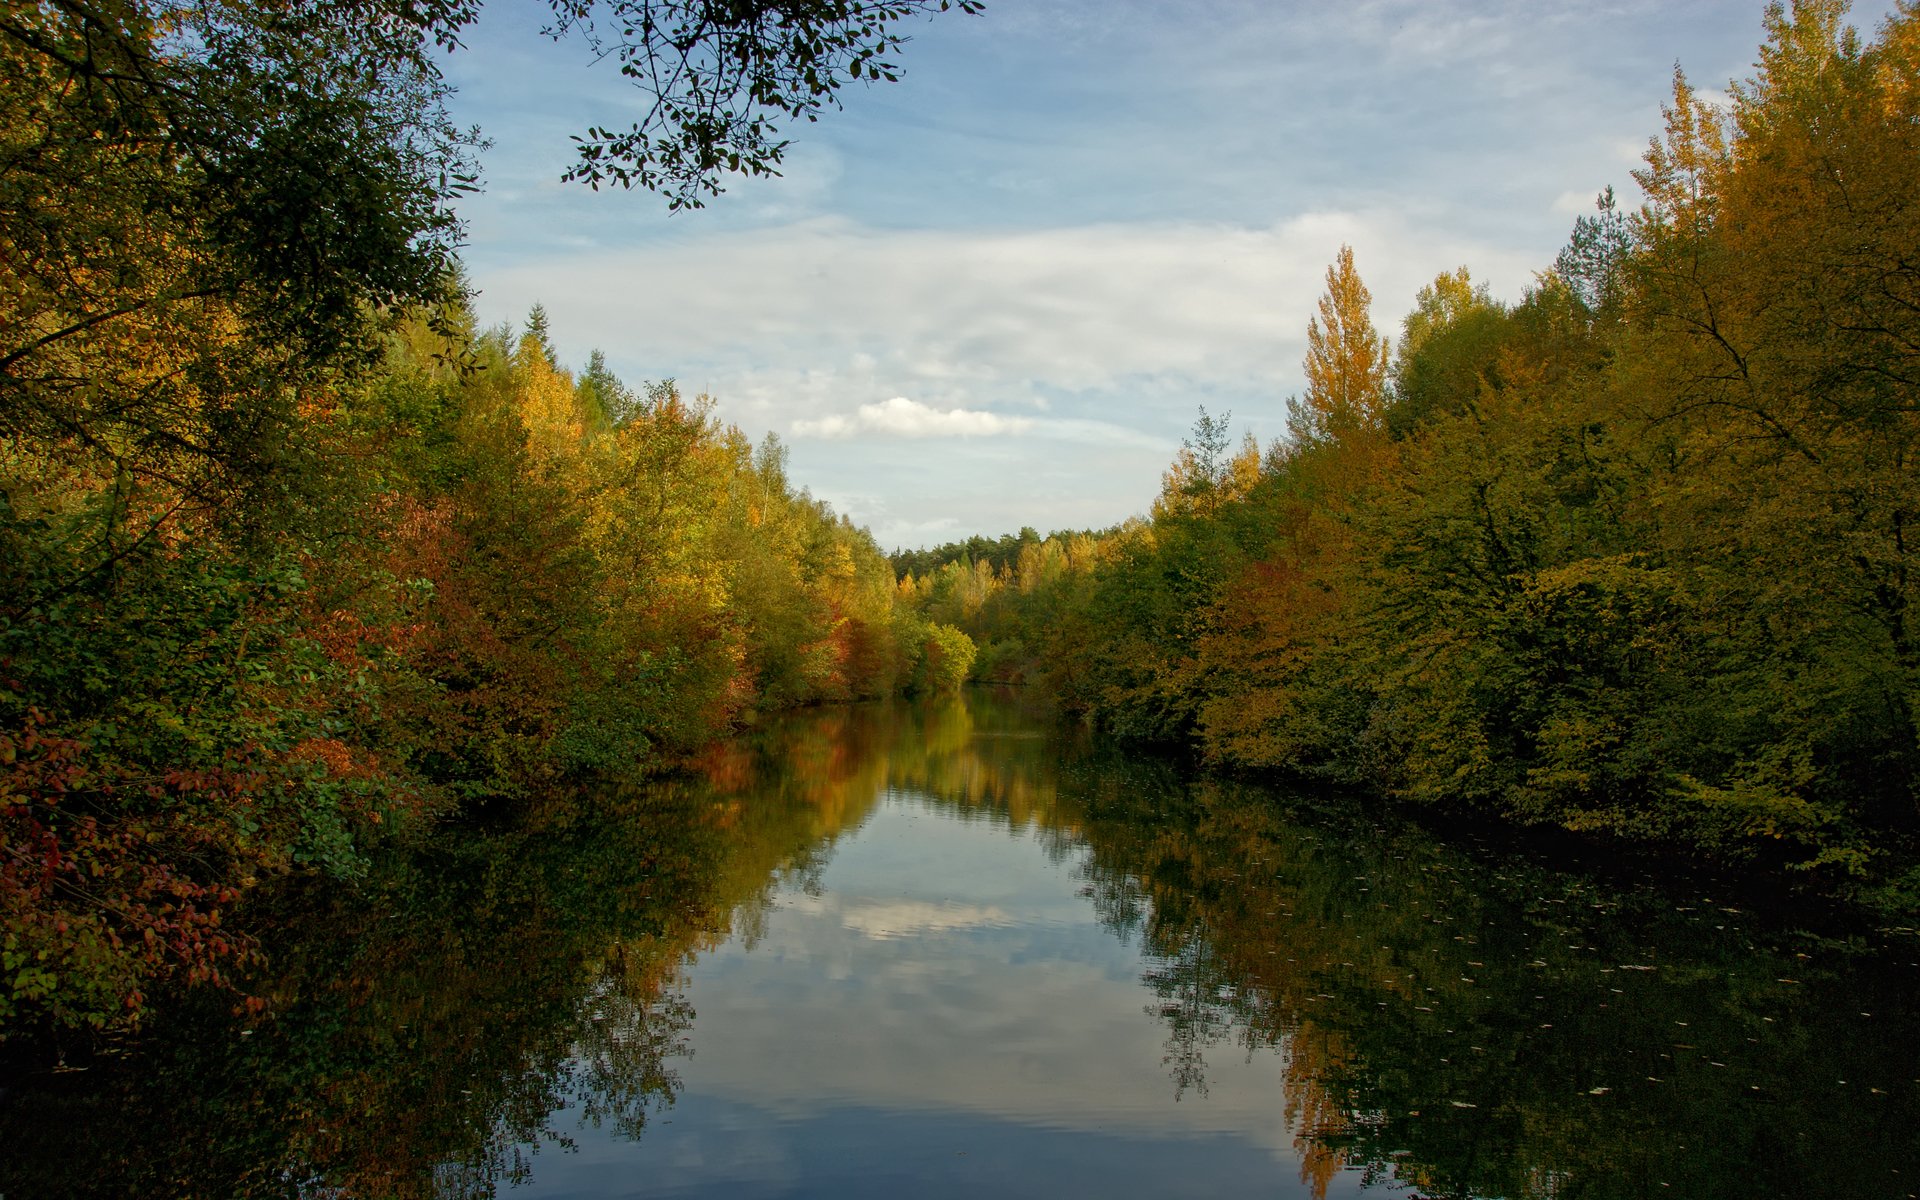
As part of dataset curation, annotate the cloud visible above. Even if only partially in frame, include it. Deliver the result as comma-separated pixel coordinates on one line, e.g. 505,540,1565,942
480,211,1539,420
792,396,1036,439
1553,187,1607,216
837,898,1017,939
471,211,1535,544
443,0,1856,546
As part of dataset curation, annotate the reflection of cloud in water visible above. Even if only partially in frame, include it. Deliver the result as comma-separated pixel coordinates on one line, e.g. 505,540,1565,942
681,801,1302,1162
780,894,1018,940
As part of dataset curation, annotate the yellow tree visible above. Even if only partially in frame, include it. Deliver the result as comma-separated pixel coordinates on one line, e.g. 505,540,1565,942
1294,245,1390,446
1385,266,1508,436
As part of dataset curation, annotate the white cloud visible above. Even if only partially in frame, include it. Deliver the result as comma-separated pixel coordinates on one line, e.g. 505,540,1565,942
481,210,1538,418
473,212,1535,544
792,396,1036,439
837,898,1017,939
1553,188,1606,216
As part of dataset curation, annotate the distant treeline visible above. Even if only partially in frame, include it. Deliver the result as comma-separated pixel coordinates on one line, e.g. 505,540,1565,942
890,526,1106,582
925,2,1920,916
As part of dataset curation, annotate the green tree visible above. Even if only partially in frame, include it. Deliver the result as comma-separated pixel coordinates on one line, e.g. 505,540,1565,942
552,0,986,208
1386,266,1508,436
578,348,639,428
1552,186,1632,317
911,621,978,694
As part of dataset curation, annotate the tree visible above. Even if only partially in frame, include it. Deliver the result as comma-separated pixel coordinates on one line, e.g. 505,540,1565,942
1,0,987,1036
1154,407,1257,519
1552,187,1631,317
1385,266,1508,437
1293,245,1390,445
0,0,489,1033
524,304,557,365
578,349,639,428
1613,0,1920,866
0,0,477,543
2,0,987,486
550,0,986,208
912,621,977,693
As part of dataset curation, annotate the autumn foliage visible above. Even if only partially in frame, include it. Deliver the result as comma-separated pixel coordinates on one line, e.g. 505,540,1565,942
952,1,1920,914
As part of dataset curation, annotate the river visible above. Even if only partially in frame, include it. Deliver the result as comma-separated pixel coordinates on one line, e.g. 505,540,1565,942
5,692,1917,1198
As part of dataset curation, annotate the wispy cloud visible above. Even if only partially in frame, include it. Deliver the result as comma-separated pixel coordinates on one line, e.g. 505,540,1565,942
838,898,1016,940
793,396,1035,439
482,210,1537,419
447,0,1859,545
476,211,1530,544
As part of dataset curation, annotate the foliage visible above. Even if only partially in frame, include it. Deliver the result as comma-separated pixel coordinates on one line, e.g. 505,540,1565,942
908,620,977,694
553,0,986,208
1293,245,1390,446
889,524,1065,581
0,297,925,1035
979,2,1920,914
0,0,982,1038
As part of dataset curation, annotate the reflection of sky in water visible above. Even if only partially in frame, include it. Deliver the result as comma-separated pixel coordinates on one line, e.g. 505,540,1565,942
519,793,1366,1198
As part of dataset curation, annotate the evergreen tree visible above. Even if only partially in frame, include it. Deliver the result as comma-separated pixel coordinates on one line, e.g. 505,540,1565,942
524,303,557,365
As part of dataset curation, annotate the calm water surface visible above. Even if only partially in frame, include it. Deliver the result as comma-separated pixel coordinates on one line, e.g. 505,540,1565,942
7,693,1918,1198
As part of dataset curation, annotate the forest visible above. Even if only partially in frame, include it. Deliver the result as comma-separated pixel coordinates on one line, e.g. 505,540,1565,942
904,4,1920,919
3,0,1916,1048
0,0,977,1036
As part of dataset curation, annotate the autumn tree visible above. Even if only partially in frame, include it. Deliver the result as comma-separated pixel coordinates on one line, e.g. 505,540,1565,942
1292,245,1391,446
1385,267,1508,437
1611,0,1920,871
997,3,1920,905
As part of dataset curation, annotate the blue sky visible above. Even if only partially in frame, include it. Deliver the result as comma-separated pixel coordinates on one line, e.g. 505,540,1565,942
440,0,1894,550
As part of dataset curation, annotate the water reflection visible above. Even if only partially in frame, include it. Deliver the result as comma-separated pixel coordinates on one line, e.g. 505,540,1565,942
5,693,1917,1199
1,783,728,1200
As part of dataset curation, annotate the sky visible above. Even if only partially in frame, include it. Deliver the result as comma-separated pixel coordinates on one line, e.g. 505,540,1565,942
439,0,1896,551
520,794,1362,1198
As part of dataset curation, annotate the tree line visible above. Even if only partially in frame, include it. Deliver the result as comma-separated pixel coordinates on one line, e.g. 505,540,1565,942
0,0,978,1036
915,1,1920,917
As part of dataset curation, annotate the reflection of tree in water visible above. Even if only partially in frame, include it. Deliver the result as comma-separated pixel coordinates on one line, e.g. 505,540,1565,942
569,958,696,1140
871,694,1920,1200
9,692,1916,1200
866,694,1353,1179
1142,928,1233,1100
425,959,695,1200
1283,1024,1361,1198
0,783,724,1200
0,692,1105,1200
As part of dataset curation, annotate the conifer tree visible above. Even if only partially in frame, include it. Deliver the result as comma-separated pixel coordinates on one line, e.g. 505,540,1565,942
524,303,557,365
